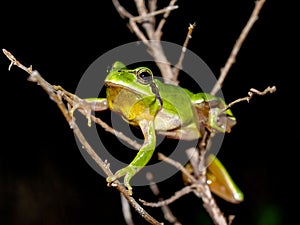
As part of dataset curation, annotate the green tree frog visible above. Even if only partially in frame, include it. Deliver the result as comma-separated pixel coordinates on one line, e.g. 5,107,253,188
86,61,243,202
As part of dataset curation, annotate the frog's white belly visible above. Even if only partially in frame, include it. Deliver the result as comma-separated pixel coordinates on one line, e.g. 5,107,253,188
154,110,181,131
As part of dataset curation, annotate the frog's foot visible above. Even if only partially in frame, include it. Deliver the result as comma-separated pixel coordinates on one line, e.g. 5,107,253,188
106,165,140,196
67,100,92,127
53,85,93,126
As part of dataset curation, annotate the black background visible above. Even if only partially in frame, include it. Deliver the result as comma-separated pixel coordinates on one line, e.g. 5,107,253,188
0,1,295,225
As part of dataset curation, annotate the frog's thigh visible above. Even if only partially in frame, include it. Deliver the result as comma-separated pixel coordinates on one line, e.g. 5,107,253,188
157,125,200,140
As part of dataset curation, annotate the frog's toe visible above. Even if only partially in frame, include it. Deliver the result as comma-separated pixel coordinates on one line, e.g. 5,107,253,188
106,166,139,195
106,175,117,184
124,172,134,195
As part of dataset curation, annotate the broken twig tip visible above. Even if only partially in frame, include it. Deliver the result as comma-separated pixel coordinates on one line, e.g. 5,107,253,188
269,85,277,93
2,49,13,59
2,48,9,55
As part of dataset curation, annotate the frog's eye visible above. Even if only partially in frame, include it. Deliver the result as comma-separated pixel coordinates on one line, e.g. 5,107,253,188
137,68,153,85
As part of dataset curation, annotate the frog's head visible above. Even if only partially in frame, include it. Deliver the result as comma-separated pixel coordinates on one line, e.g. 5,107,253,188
104,61,163,116
105,61,158,97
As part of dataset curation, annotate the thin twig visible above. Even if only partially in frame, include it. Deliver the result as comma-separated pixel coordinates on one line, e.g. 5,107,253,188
148,0,157,13
154,0,177,38
1,52,113,179
113,0,150,45
140,185,194,208
210,0,266,95
53,89,142,150
186,133,229,225
3,49,33,73
91,114,142,150
156,150,228,225
130,5,178,23
199,136,228,225
113,0,177,85
145,172,182,225
173,22,196,81
221,86,276,113
134,0,155,39
158,153,197,183
112,0,133,18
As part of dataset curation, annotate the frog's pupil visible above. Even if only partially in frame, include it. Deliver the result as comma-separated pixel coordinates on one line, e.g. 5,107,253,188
137,69,153,84
140,71,151,80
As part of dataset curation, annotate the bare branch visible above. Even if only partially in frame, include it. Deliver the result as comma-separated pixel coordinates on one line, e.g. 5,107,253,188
210,0,266,95
148,0,157,13
199,186,228,225
154,0,177,38
130,5,178,23
145,172,182,225
121,194,135,225
112,0,133,18
185,136,230,225
157,149,229,225
158,153,197,183
140,185,194,208
52,86,142,150
173,23,196,81
3,49,33,73
221,85,276,113
2,52,114,179
112,1,178,85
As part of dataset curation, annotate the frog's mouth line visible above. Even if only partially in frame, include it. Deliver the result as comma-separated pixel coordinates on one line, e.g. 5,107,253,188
104,81,152,96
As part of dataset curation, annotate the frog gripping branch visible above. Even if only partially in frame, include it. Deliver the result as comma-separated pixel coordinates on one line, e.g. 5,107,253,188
3,1,276,225
87,61,241,197
2,45,275,225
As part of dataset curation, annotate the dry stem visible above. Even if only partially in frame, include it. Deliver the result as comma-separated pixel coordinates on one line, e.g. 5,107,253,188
144,172,182,225
210,0,266,95
221,86,276,113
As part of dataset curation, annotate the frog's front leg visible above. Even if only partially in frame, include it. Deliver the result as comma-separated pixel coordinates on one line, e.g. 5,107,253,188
84,98,108,111
71,98,108,126
107,119,156,195
54,85,109,125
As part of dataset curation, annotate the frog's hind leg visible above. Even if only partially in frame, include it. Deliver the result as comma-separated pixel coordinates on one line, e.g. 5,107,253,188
157,124,201,140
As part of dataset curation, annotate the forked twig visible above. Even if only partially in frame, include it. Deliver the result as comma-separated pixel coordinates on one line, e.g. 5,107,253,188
52,87,142,150
138,153,197,209
151,148,228,225
140,185,194,208
194,135,228,225
154,0,177,38
143,172,182,225
113,0,178,84
130,5,178,22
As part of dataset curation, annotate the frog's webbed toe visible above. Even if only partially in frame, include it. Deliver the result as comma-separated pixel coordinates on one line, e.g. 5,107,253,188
106,165,140,196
